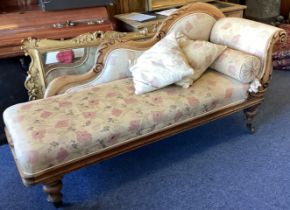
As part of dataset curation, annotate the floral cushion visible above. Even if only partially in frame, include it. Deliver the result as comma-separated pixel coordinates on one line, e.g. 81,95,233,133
129,32,194,94
210,17,284,77
3,70,249,176
211,48,261,83
175,36,226,88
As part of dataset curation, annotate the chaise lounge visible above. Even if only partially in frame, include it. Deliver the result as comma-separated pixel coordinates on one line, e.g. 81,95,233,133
3,2,286,206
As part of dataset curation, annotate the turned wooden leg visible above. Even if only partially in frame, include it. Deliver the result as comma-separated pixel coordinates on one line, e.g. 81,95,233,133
43,179,63,207
243,104,260,134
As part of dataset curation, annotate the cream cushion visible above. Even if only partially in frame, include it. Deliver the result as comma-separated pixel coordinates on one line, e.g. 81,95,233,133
4,70,249,176
210,48,261,83
210,17,283,78
176,37,227,88
130,32,194,94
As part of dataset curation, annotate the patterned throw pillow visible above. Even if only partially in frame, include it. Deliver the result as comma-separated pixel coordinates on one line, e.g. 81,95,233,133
175,35,227,88
129,32,194,95
211,48,261,83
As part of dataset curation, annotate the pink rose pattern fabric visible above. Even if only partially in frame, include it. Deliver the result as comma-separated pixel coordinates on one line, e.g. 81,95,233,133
175,36,227,88
67,13,216,94
210,17,283,78
168,13,216,41
210,48,261,83
4,70,249,175
67,49,144,93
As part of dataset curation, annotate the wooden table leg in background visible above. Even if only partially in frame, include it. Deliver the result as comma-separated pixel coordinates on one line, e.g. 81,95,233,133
280,0,290,19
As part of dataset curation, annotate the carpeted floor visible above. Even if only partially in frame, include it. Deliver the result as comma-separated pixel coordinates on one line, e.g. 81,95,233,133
0,70,290,210
0,58,28,145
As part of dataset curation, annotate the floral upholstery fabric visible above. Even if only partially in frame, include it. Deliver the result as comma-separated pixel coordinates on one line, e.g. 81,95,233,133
211,48,261,83
130,32,194,94
67,13,216,94
168,13,216,41
66,49,144,93
176,36,226,88
4,70,249,176
210,17,283,77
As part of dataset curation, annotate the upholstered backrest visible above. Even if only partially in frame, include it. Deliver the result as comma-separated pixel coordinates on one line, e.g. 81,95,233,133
168,13,217,41
44,3,225,95
67,49,144,93
66,8,223,93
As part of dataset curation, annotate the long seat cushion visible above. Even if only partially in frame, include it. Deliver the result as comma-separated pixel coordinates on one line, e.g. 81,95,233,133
3,70,249,176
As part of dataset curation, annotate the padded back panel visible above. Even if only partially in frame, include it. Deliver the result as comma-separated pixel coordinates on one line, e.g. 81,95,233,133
168,13,217,41
67,12,217,93
67,49,144,93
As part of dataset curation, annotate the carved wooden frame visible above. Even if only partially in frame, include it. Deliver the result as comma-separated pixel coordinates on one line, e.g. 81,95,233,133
21,30,150,100
45,3,226,97
6,2,286,207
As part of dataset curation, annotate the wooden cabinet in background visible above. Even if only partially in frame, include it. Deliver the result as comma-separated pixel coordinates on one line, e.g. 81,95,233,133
0,0,38,12
280,0,290,19
115,1,246,33
113,0,148,13
111,0,211,13
0,0,114,58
